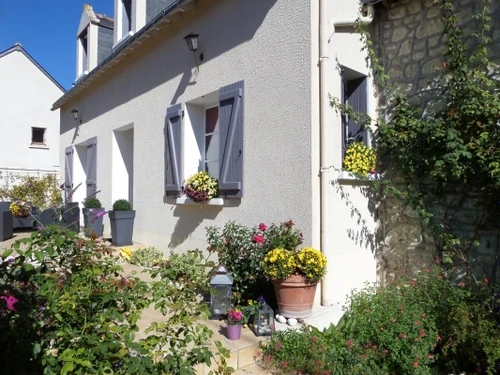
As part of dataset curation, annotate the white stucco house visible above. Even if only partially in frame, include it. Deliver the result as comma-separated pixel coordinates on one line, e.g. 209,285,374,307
53,0,378,307
0,43,65,180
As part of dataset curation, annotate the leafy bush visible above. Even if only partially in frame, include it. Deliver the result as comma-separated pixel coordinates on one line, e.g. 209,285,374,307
83,197,102,208
129,246,164,268
261,266,500,375
154,249,214,293
0,226,231,374
112,199,132,211
0,173,62,210
206,220,303,304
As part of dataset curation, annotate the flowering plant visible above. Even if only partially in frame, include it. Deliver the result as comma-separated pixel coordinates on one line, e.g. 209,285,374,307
247,295,267,316
262,247,327,283
343,142,376,175
224,307,248,326
183,171,219,203
9,200,31,217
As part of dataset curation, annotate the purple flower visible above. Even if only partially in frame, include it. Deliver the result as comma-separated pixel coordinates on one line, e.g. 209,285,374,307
257,295,266,303
0,295,19,312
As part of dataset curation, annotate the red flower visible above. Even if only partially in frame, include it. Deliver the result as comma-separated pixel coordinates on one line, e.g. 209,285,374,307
258,223,267,231
284,220,295,227
276,341,282,350
413,362,419,368
428,354,434,359
424,268,430,273
484,278,488,283
346,340,353,348
253,235,265,243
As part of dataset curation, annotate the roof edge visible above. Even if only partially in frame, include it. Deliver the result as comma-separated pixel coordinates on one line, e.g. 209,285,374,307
0,43,66,93
52,0,192,110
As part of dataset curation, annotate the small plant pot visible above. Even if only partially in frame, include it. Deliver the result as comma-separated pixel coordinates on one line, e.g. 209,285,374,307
226,324,242,340
109,210,135,246
82,208,105,237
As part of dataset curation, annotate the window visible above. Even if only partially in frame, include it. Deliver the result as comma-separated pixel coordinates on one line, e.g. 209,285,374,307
122,0,132,36
342,68,368,155
77,28,88,77
204,107,220,179
31,127,46,145
165,80,245,199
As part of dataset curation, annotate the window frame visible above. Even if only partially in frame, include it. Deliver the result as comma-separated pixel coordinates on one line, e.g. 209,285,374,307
203,105,220,179
31,127,46,146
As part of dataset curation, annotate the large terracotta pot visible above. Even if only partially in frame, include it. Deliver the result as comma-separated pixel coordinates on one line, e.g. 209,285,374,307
272,274,318,319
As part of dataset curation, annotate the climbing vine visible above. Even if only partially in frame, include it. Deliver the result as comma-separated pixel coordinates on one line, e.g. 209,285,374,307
331,0,500,283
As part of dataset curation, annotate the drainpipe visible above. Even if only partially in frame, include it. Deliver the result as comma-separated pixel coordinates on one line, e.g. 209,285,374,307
319,2,374,306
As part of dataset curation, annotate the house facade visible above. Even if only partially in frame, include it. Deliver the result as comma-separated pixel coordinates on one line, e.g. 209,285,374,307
0,44,65,180
54,0,378,308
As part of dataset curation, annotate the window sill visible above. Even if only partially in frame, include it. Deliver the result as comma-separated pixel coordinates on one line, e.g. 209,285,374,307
175,197,225,206
29,145,49,150
113,31,135,50
336,171,380,184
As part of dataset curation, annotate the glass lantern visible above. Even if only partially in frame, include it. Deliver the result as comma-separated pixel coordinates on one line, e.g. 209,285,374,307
250,302,275,336
209,264,233,318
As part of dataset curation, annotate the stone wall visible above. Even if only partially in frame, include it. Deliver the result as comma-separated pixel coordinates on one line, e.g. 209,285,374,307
370,0,500,283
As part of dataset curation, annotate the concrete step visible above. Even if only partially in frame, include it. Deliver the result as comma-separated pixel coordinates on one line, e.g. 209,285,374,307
232,363,272,375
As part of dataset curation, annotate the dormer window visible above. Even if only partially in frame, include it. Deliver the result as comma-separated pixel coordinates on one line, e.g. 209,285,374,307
77,27,89,77
114,0,145,47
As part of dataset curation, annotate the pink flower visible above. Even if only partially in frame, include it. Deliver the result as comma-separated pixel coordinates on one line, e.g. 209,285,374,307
484,278,488,283
258,223,267,231
413,362,419,367
424,268,430,273
276,341,282,350
253,235,265,243
284,220,295,227
428,354,434,359
0,295,19,312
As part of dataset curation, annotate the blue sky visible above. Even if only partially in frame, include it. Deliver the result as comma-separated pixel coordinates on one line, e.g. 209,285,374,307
0,0,115,90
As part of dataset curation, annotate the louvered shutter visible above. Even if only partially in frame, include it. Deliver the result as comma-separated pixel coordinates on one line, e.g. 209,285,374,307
165,104,183,197
218,81,244,198
64,146,74,192
85,138,97,197
345,77,368,147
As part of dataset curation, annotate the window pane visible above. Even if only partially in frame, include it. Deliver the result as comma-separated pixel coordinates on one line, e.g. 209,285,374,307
205,161,219,180
205,107,219,134
32,128,45,144
205,134,219,162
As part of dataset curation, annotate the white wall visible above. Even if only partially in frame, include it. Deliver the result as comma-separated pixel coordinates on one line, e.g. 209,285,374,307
0,49,63,175
60,0,313,253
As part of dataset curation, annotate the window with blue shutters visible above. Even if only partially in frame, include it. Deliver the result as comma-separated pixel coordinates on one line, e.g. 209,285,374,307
165,81,245,200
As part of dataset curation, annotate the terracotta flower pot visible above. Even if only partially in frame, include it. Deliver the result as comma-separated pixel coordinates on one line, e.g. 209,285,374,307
226,324,242,340
272,274,318,319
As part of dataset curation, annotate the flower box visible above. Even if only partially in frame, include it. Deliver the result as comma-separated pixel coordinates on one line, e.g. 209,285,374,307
175,197,225,206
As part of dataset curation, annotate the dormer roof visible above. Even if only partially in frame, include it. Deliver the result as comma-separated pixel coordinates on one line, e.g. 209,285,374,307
77,4,114,36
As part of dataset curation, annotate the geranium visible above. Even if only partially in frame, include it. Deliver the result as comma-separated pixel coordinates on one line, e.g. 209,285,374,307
9,200,31,218
182,171,219,203
259,223,267,231
224,307,248,326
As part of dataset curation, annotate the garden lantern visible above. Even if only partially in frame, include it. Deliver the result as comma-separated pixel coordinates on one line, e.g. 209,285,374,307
250,302,275,336
210,264,233,317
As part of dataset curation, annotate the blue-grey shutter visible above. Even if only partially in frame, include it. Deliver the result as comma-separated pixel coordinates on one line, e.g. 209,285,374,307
218,81,244,198
85,138,97,197
64,146,74,191
345,77,368,146
165,104,183,197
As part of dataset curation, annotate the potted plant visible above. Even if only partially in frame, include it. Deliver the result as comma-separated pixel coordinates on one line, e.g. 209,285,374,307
262,246,327,319
9,200,34,229
82,197,106,237
182,171,219,203
108,199,135,246
224,307,248,341
343,141,377,177
60,182,82,232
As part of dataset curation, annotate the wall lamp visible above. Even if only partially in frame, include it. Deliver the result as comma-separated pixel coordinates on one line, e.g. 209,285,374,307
184,33,204,68
71,109,79,120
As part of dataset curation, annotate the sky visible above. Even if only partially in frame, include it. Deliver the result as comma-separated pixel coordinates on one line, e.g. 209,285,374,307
0,0,115,90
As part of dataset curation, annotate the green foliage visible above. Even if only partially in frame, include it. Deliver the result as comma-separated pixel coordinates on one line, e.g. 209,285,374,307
112,199,132,211
331,0,500,276
0,173,62,210
0,226,231,374
83,197,102,209
206,220,303,304
261,267,500,375
161,249,214,292
129,246,164,268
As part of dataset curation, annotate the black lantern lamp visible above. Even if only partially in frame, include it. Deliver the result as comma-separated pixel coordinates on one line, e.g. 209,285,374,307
250,302,275,336
183,33,204,67
71,109,79,120
209,264,233,317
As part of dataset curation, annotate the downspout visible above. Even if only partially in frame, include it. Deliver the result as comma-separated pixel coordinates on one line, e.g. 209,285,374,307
319,2,374,306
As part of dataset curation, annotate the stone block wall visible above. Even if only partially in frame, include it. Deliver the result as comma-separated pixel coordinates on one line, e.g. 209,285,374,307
370,0,500,283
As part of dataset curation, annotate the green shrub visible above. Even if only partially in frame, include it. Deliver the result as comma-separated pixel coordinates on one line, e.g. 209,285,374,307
0,173,62,210
129,246,164,268
261,266,500,375
0,226,231,374
206,220,303,304
112,199,132,211
83,197,102,209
